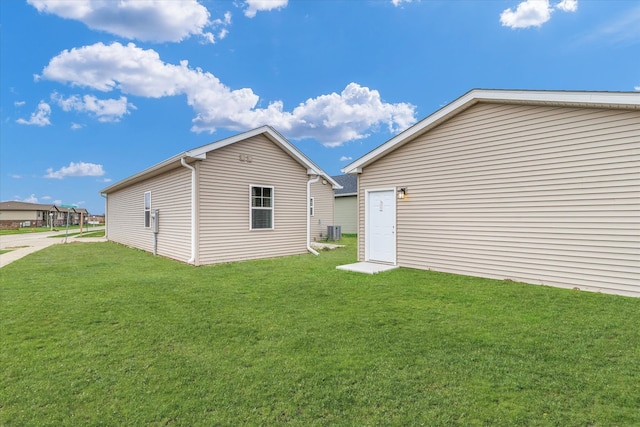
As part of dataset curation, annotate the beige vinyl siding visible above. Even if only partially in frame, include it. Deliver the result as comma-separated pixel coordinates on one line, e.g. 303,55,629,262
0,210,39,221
359,103,640,296
334,196,357,234
310,180,335,240
197,134,308,264
106,166,192,262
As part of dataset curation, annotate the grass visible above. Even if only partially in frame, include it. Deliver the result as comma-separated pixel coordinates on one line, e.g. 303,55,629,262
0,227,53,235
0,249,12,255
47,229,105,239
0,225,101,236
1,237,639,426
76,230,105,238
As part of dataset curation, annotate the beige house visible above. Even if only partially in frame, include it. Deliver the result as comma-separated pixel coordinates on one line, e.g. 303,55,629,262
100,126,340,265
0,201,55,228
343,89,640,297
0,201,88,229
332,174,358,234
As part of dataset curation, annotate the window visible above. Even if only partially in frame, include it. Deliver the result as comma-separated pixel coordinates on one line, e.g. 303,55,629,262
309,197,315,216
250,186,273,229
144,191,151,228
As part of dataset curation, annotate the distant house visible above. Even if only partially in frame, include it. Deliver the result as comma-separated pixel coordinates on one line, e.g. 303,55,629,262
0,201,88,229
332,174,357,234
0,201,55,228
100,126,341,265
87,215,105,225
343,89,640,297
57,207,89,227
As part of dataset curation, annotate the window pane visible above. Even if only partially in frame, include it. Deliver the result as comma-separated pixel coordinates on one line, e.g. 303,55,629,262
250,186,273,229
144,192,151,228
252,209,272,229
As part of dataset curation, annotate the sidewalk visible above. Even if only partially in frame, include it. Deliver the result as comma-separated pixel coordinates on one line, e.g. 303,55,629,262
0,229,106,268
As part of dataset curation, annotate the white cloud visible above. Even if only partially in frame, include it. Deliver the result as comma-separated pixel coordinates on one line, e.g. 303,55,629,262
340,156,353,162
10,174,23,179
501,0,579,29
52,93,135,122
42,196,52,200
27,0,220,43
500,0,552,29
23,194,39,203
53,199,62,205
391,0,412,6
213,12,232,40
45,161,105,179
16,101,52,126
40,42,416,146
71,122,84,130
99,178,113,183
273,83,417,147
244,0,288,18
14,101,26,107
635,86,640,91
556,0,577,12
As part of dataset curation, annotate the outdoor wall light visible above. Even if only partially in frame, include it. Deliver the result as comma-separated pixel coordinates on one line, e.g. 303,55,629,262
397,187,407,200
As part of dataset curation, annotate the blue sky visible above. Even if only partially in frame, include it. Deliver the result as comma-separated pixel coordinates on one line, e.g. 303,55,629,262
1,0,638,214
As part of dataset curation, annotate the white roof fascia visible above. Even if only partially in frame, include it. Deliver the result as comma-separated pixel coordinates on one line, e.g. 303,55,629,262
472,89,640,107
100,151,203,194
341,90,478,174
342,89,640,174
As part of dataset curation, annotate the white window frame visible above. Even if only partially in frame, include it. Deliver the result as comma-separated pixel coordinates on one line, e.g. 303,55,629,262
309,197,315,217
144,191,151,228
249,185,274,230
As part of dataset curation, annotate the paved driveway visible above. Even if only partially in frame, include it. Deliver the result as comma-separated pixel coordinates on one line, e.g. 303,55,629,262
0,228,105,268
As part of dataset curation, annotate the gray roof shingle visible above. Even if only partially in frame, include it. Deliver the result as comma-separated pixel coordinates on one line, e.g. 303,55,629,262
331,175,357,196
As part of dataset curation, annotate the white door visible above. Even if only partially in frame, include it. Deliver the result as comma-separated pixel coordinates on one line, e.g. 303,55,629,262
366,189,396,264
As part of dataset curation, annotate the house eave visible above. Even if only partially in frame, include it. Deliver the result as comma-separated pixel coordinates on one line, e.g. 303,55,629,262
100,152,205,194
100,125,342,194
342,89,640,174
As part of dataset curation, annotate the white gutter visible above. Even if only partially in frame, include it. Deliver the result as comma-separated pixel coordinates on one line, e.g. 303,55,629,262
181,158,197,264
306,175,320,256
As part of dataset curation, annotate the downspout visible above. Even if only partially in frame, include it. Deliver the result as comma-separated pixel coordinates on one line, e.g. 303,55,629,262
101,193,107,239
307,175,321,256
181,157,196,264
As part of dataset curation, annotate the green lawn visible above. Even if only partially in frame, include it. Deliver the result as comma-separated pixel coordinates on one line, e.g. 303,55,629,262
1,237,639,426
76,230,105,238
47,229,105,239
0,225,100,236
0,227,53,235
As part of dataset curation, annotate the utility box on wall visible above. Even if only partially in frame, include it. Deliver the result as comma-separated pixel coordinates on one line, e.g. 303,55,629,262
151,209,159,234
327,225,341,241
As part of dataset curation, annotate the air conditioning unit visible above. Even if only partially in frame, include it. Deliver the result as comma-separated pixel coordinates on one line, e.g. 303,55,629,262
327,225,341,241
